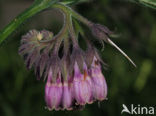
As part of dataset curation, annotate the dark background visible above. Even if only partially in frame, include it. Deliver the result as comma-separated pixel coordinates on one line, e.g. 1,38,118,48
0,0,156,116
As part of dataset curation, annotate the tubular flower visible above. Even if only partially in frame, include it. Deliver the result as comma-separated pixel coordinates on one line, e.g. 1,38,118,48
89,57,107,101
45,70,63,110
73,62,93,105
62,80,73,110
19,2,135,111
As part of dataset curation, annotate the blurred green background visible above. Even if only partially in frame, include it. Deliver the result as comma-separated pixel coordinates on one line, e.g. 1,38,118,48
0,0,156,116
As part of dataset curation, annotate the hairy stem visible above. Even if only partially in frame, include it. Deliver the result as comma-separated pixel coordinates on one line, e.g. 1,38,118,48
52,3,92,26
53,3,79,48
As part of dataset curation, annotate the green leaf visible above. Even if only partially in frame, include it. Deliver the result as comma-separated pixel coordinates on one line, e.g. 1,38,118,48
61,0,90,5
0,0,59,45
129,0,156,9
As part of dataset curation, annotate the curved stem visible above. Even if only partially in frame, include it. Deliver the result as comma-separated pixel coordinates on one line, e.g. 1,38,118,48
52,3,79,48
67,14,79,48
70,9,92,27
52,7,69,54
72,19,91,46
52,3,92,27
63,35,70,56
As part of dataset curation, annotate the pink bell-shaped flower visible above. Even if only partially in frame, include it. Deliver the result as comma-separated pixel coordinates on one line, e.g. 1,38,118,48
45,70,63,110
90,57,107,101
73,62,93,105
62,79,74,110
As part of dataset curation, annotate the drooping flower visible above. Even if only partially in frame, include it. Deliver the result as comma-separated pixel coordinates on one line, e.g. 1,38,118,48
61,56,75,110
45,70,63,111
89,57,107,101
62,80,73,110
73,62,93,105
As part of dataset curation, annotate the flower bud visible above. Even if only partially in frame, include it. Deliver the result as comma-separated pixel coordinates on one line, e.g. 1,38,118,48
19,30,53,78
90,23,113,45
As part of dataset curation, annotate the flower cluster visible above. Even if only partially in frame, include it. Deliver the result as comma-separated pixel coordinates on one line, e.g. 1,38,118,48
45,57,107,110
19,3,135,111
19,29,107,110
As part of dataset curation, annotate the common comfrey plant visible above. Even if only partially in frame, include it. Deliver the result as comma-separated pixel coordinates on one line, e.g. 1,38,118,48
0,0,136,111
